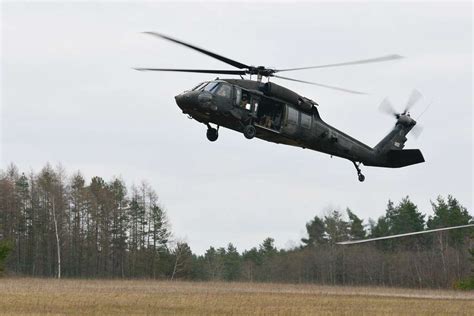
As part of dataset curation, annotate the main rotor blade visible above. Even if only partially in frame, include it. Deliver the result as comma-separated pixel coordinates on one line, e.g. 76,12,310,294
404,89,423,113
273,75,366,95
337,224,474,245
276,54,404,72
134,68,246,75
379,97,397,117
143,32,250,70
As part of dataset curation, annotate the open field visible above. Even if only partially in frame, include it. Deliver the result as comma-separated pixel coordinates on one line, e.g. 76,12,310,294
0,278,473,315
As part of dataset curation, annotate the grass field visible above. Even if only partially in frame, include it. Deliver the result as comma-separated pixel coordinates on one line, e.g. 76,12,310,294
1,278,473,315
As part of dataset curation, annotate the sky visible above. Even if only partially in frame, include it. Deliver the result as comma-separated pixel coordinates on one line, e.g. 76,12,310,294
1,1,472,254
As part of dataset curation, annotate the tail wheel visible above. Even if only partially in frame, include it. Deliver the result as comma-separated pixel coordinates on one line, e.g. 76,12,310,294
206,128,218,142
243,125,256,139
352,161,366,182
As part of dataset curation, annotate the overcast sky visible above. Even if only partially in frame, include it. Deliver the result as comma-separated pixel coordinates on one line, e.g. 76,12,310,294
1,1,472,254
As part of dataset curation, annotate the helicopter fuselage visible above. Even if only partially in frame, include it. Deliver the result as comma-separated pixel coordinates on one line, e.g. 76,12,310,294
174,79,424,180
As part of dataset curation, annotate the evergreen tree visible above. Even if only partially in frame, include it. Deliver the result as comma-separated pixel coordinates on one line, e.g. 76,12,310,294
388,196,425,234
203,246,220,280
242,247,260,281
0,240,13,276
301,215,326,247
369,216,390,238
148,203,170,278
223,243,241,280
324,210,348,244
427,195,472,246
108,178,128,277
258,237,277,281
170,242,193,280
259,237,277,256
69,173,87,276
347,208,365,240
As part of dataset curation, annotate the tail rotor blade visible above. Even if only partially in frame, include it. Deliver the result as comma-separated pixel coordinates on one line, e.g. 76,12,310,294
411,124,424,139
379,98,397,117
404,89,423,113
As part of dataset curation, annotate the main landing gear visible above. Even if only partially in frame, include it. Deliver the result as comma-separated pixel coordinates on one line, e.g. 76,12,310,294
206,124,218,142
243,124,256,139
352,161,365,182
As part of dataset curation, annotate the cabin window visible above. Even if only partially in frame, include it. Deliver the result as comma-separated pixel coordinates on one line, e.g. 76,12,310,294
301,112,312,129
215,83,232,98
287,106,299,125
234,87,242,106
256,98,284,131
253,101,258,113
240,91,251,110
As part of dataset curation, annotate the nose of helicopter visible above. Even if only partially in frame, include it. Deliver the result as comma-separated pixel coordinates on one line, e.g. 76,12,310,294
174,93,193,110
175,91,213,111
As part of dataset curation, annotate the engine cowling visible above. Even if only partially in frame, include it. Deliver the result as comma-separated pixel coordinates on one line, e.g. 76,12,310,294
263,82,316,111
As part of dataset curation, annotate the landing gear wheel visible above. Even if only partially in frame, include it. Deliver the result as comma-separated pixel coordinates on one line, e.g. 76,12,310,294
243,125,256,139
206,128,218,142
352,161,366,182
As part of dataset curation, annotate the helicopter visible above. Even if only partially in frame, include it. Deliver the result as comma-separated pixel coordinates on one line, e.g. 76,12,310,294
136,32,425,182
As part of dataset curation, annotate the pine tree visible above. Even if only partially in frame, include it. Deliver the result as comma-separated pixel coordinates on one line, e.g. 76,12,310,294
324,210,348,244
203,246,224,280
0,240,13,276
259,237,277,256
347,208,365,240
389,196,425,234
427,195,472,246
242,247,260,281
170,242,193,280
301,215,326,247
223,243,241,280
108,178,128,277
148,203,170,278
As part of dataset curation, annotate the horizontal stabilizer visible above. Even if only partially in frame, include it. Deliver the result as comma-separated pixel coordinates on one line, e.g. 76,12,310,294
386,149,425,167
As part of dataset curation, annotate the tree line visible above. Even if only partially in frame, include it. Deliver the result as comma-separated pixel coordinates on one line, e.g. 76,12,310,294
0,164,472,288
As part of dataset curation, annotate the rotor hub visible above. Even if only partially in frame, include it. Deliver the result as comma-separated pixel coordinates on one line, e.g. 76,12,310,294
247,66,276,77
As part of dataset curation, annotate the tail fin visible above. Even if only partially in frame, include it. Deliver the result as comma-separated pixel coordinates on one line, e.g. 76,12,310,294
368,115,425,168
374,125,410,152
374,115,417,153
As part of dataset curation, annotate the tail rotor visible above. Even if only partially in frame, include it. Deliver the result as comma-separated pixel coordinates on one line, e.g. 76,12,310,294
378,89,426,138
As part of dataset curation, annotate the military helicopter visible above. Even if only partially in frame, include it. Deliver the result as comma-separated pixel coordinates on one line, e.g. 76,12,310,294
136,32,425,182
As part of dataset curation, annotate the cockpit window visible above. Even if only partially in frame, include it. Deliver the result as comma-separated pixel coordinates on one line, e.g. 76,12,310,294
215,83,232,98
204,82,219,92
192,82,208,91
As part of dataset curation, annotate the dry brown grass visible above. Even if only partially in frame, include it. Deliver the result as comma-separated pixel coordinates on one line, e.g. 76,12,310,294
0,278,473,315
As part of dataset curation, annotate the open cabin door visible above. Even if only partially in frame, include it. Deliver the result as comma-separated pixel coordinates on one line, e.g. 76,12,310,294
255,96,284,132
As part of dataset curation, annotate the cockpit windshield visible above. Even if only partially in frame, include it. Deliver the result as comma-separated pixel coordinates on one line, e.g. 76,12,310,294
192,82,208,91
203,81,219,92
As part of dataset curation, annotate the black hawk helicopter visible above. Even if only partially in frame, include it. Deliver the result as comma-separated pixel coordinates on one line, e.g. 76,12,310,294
136,32,425,182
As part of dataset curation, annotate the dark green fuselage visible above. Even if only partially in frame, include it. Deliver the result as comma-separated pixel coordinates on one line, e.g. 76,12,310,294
175,79,424,170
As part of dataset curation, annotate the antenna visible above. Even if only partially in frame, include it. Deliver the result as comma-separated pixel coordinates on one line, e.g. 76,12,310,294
416,99,434,120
